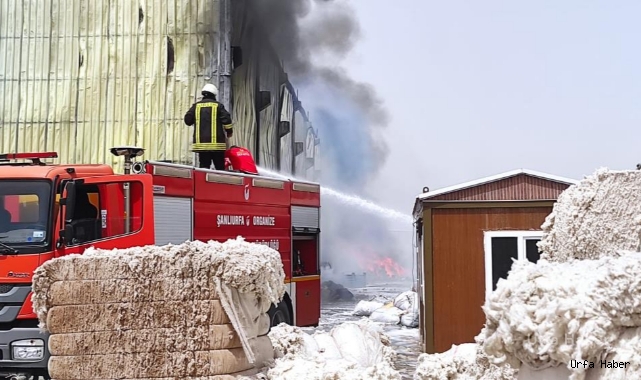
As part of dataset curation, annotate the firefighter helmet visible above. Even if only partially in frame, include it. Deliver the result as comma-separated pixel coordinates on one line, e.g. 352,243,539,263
202,83,218,97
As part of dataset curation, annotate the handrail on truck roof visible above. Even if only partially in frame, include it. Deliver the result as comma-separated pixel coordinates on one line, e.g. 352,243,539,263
146,159,320,185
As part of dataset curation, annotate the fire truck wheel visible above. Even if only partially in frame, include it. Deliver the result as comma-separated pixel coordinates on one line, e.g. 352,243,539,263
267,302,291,327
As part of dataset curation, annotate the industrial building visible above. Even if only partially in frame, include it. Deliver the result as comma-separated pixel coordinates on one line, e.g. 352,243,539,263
0,0,320,180
412,169,577,353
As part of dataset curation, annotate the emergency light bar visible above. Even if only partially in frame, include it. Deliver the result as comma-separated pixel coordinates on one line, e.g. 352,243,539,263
0,152,58,165
0,152,58,160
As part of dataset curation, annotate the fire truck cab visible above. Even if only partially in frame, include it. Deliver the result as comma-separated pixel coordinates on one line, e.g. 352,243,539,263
0,147,321,379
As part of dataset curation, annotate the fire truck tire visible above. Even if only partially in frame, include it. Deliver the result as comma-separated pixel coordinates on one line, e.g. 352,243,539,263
48,314,272,356
48,336,273,378
45,300,231,334
268,301,292,327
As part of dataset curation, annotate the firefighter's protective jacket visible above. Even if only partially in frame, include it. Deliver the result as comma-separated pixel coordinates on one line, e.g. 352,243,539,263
183,96,233,151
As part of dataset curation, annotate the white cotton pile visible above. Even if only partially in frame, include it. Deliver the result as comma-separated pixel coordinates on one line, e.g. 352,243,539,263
538,168,641,262
477,251,641,380
265,319,401,380
516,327,641,379
585,326,641,380
413,343,518,380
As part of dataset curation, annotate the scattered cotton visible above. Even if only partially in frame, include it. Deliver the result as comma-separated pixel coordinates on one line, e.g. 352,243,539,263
477,252,641,380
414,343,518,380
264,319,401,379
538,168,641,262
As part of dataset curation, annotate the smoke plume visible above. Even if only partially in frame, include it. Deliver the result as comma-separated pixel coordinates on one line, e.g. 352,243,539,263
250,0,390,172
248,0,412,286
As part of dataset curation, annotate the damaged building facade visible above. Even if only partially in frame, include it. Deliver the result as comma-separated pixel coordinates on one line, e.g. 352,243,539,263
0,0,320,180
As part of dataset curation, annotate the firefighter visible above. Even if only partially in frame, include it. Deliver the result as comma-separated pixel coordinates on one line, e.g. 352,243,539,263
183,83,233,170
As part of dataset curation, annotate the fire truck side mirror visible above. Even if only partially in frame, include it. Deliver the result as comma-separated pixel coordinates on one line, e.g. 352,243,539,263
62,224,74,244
63,182,77,223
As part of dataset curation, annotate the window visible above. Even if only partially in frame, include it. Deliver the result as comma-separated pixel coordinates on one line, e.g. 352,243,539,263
483,231,543,298
0,180,52,253
63,181,144,246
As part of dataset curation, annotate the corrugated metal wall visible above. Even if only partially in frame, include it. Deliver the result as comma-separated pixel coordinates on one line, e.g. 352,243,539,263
1,0,321,179
429,175,571,201
0,0,221,173
293,110,306,176
230,0,256,156
279,84,294,175
257,46,281,170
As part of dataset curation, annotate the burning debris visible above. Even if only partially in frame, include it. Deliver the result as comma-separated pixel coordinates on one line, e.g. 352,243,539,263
321,251,410,290
364,257,408,279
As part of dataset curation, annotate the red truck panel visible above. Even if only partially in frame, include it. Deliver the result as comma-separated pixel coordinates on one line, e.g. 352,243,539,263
191,169,294,280
290,182,321,207
294,277,321,327
193,200,293,280
193,170,290,206
146,162,195,197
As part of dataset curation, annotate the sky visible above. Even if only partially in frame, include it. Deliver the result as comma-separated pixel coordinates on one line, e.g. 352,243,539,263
335,0,641,218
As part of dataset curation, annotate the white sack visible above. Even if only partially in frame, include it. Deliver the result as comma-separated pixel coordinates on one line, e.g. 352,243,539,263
369,304,404,325
393,291,418,311
401,312,419,328
396,291,419,328
313,332,343,361
353,300,385,317
266,319,401,380
332,321,386,367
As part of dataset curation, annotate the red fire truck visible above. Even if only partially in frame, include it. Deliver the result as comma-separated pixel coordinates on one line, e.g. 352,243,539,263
0,147,321,379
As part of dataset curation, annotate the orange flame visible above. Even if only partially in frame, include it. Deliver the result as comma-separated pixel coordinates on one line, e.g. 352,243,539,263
339,241,409,279
360,256,407,278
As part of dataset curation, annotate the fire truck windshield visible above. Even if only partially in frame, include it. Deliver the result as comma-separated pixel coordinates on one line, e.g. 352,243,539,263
0,180,52,253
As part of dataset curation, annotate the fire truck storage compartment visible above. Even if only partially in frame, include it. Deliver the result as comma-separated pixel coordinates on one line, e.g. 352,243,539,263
153,196,193,246
295,273,321,327
293,234,319,277
291,205,319,230
291,202,321,327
